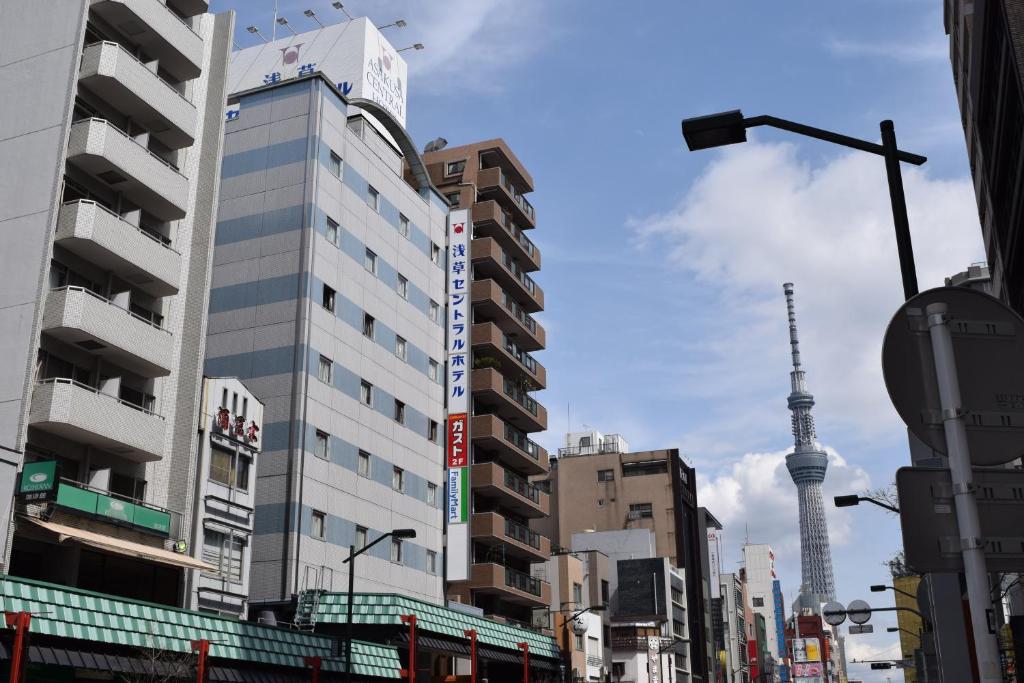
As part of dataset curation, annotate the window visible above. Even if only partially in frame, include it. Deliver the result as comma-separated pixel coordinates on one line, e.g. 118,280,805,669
358,450,371,477
428,419,439,442
360,380,372,406
235,456,250,491
622,460,668,477
396,336,407,360
329,151,342,177
597,469,615,482
397,274,409,299
210,448,233,486
311,510,325,539
574,633,584,651
318,355,333,384
429,300,440,323
445,192,461,207
573,582,583,605
390,538,403,563
367,185,379,211
315,430,329,460
392,466,404,491
364,248,377,274
752,597,765,607
355,526,367,549
428,359,439,382
202,530,244,581
628,502,653,519
210,448,248,490
601,580,610,603
446,160,466,175
325,217,339,245
612,664,625,678
427,550,437,574
671,588,684,605
363,313,375,339
399,213,410,238
427,482,437,506
394,400,405,424
322,284,336,313
431,242,442,266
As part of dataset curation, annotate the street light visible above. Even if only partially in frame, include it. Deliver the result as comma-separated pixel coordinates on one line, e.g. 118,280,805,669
276,17,298,36
342,529,417,683
378,19,407,30
871,584,917,600
397,43,424,53
331,2,354,20
680,109,927,301
303,9,325,28
246,25,268,43
833,494,899,514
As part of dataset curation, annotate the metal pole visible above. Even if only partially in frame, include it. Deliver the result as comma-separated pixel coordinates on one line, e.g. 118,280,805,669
190,639,209,683
400,614,417,681
344,545,355,683
880,120,919,301
464,629,477,683
305,656,322,683
925,302,1001,682
5,612,30,683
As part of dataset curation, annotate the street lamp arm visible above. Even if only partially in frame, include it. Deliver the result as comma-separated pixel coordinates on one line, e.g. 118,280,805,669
343,532,392,563
743,115,927,165
858,496,900,514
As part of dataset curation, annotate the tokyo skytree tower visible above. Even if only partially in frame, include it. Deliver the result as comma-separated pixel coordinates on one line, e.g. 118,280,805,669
783,283,836,601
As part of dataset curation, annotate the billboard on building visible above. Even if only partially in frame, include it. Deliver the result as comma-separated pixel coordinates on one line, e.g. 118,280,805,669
445,209,471,581
708,529,723,599
227,17,408,127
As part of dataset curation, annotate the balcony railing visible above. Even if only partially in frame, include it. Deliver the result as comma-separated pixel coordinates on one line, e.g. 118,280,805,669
501,250,536,294
504,422,540,460
503,334,538,374
54,478,179,537
63,200,177,251
490,202,536,258
72,117,183,173
503,468,541,504
36,377,164,418
504,518,541,550
503,378,539,416
505,565,543,596
83,41,193,104
558,434,628,457
496,168,536,222
53,286,171,332
502,291,537,334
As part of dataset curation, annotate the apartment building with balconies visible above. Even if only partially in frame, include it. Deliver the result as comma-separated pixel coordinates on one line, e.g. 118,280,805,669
420,140,551,626
0,1,231,604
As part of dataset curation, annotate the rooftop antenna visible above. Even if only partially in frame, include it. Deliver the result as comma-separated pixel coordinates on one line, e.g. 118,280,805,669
272,0,278,40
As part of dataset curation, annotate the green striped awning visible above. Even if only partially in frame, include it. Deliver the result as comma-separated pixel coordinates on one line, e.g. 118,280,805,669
0,576,401,679
313,593,560,660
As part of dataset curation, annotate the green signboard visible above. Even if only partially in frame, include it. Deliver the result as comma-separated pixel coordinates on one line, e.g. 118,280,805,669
54,482,171,537
19,461,57,501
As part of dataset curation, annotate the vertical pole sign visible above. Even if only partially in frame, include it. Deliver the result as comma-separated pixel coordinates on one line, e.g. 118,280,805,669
446,209,471,581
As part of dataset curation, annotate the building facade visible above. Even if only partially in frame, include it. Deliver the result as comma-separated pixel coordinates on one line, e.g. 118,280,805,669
536,433,713,681
0,0,232,605
205,52,450,610
742,544,782,667
720,572,749,683
186,376,264,617
420,140,552,626
944,0,1024,310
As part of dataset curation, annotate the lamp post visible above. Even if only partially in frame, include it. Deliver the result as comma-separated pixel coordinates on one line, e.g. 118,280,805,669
871,584,917,601
833,494,899,514
342,529,417,683
553,604,608,683
680,110,927,302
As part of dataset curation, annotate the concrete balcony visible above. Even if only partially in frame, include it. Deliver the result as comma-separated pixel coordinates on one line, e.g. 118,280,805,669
471,368,547,433
89,0,203,81
466,563,550,608
66,118,189,221
471,512,550,562
471,238,544,313
471,280,545,352
471,415,549,477
471,200,540,271
79,42,197,149
29,379,166,462
41,287,173,377
471,322,546,390
471,462,549,519
56,200,180,297
166,0,209,18
476,166,536,229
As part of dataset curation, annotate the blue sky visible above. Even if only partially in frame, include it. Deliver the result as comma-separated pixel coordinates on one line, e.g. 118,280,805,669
213,1,982,678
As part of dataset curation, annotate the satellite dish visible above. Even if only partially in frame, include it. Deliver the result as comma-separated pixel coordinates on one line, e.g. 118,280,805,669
571,615,588,635
847,599,872,625
823,601,846,626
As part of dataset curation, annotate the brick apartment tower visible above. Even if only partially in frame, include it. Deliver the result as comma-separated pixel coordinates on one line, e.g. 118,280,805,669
421,140,551,625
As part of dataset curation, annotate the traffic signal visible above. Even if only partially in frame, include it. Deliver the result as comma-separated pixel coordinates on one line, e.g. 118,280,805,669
870,663,894,670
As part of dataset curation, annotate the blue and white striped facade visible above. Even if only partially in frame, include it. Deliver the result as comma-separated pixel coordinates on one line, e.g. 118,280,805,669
205,76,449,607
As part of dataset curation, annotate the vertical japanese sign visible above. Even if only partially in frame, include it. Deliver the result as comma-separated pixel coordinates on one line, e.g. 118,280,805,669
446,209,471,582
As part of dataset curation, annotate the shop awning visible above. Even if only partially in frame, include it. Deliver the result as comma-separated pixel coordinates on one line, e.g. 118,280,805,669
22,517,215,571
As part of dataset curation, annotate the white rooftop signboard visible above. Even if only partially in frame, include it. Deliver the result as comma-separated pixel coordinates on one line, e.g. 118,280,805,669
228,17,408,127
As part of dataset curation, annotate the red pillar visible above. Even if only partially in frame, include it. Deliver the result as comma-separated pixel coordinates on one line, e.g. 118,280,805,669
5,611,31,683
304,656,322,683
400,614,417,681
190,639,210,683
463,629,477,683
516,642,529,683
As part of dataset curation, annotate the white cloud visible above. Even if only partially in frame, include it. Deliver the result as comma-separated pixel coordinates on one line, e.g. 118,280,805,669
825,35,947,63
697,445,871,586
630,141,983,454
